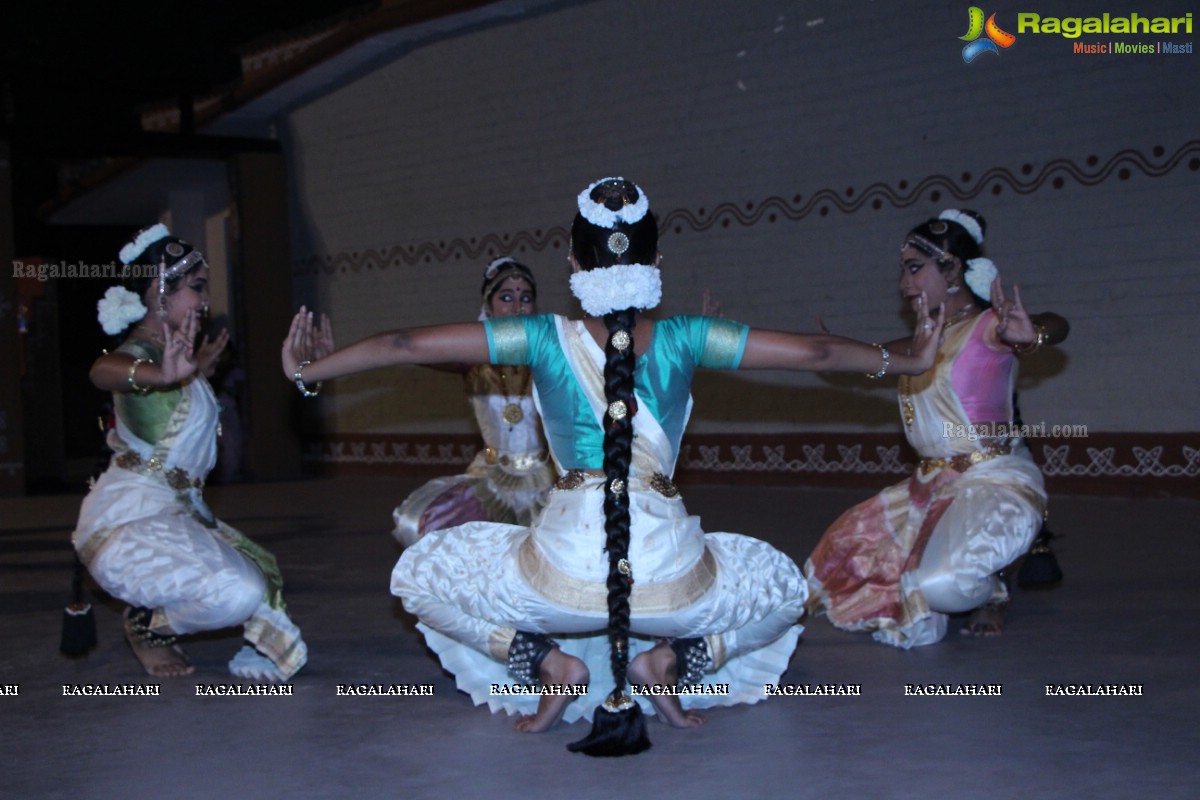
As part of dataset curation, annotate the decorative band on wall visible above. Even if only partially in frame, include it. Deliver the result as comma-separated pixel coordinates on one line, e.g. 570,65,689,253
671,434,1199,498
307,432,1198,498
295,139,1200,275
303,433,479,469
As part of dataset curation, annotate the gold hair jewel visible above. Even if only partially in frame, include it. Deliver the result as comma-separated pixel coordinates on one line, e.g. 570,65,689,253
607,400,627,421
607,232,630,255
610,330,631,352
602,693,635,712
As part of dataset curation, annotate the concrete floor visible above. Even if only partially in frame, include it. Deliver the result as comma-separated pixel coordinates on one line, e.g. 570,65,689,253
1,476,1196,799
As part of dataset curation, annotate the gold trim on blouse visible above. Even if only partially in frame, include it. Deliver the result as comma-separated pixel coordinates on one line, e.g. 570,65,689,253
699,318,748,369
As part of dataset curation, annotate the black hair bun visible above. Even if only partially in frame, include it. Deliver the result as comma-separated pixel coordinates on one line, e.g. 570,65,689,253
592,179,639,211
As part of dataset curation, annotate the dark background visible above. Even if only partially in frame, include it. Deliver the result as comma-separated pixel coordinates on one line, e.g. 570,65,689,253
3,1,386,489
3,0,377,253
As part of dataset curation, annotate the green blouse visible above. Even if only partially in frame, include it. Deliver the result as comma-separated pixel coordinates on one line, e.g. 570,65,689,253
112,339,182,445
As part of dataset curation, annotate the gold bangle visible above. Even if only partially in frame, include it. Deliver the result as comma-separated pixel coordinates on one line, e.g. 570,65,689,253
128,358,152,394
294,360,322,397
1012,324,1047,355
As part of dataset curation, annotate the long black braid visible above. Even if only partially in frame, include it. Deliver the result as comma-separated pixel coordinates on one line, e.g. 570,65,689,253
600,307,637,698
567,179,657,756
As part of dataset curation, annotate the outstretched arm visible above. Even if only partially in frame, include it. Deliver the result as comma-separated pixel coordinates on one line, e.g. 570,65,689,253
816,317,912,358
739,293,942,376
281,307,491,383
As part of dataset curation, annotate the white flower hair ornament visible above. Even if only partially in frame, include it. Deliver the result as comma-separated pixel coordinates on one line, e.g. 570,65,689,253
937,210,984,245
97,286,148,335
119,223,170,265
481,257,516,318
569,263,662,317
484,257,517,279
577,177,650,229
964,258,998,302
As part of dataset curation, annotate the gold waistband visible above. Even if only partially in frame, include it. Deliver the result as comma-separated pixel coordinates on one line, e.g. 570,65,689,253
114,450,204,490
517,536,716,615
482,448,548,471
554,469,679,497
918,441,1015,476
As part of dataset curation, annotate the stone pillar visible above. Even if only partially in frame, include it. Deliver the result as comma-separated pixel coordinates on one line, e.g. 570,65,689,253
0,141,25,495
227,152,303,481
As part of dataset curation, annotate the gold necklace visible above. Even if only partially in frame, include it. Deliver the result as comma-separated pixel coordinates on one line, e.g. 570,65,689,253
899,376,916,428
942,304,979,330
898,305,976,428
498,367,530,426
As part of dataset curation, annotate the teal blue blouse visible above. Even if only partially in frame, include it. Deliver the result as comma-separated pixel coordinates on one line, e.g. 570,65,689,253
485,314,747,470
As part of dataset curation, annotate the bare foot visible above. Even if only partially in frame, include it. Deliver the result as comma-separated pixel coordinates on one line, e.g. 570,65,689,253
960,600,1008,636
124,609,193,678
513,647,589,733
628,642,705,728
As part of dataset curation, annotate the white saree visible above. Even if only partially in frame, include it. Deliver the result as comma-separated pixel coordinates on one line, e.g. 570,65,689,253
392,365,554,547
74,358,306,679
392,317,806,721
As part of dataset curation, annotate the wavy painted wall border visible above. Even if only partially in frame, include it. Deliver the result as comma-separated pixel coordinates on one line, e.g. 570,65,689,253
295,139,1200,276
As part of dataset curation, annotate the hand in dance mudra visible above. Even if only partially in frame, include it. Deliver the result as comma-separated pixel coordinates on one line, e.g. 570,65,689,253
159,308,202,385
990,276,1036,346
281,307,335,378
195,326,231,378
908,291,944,359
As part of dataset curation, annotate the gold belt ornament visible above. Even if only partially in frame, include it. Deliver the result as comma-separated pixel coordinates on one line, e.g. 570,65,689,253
647,473,680,497
918,441,1014,476
114,451,204,490
483,448,547,471
555,469,679,497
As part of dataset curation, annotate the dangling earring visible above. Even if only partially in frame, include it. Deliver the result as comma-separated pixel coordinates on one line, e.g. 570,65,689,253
946,283,961,295
157,260,170,318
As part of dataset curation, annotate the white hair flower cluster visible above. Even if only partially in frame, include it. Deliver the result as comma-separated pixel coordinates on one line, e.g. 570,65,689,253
97,286,147,335
964,258,998,301
569,264,662,317
938,210,983,245
577,178,650,229
484,257,517,279
119,223,170,265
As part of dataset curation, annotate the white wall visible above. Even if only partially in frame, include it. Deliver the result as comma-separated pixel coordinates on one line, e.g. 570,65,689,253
282,0,1200,435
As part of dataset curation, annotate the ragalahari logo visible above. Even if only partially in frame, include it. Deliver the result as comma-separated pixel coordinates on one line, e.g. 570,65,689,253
960,7,1017,62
